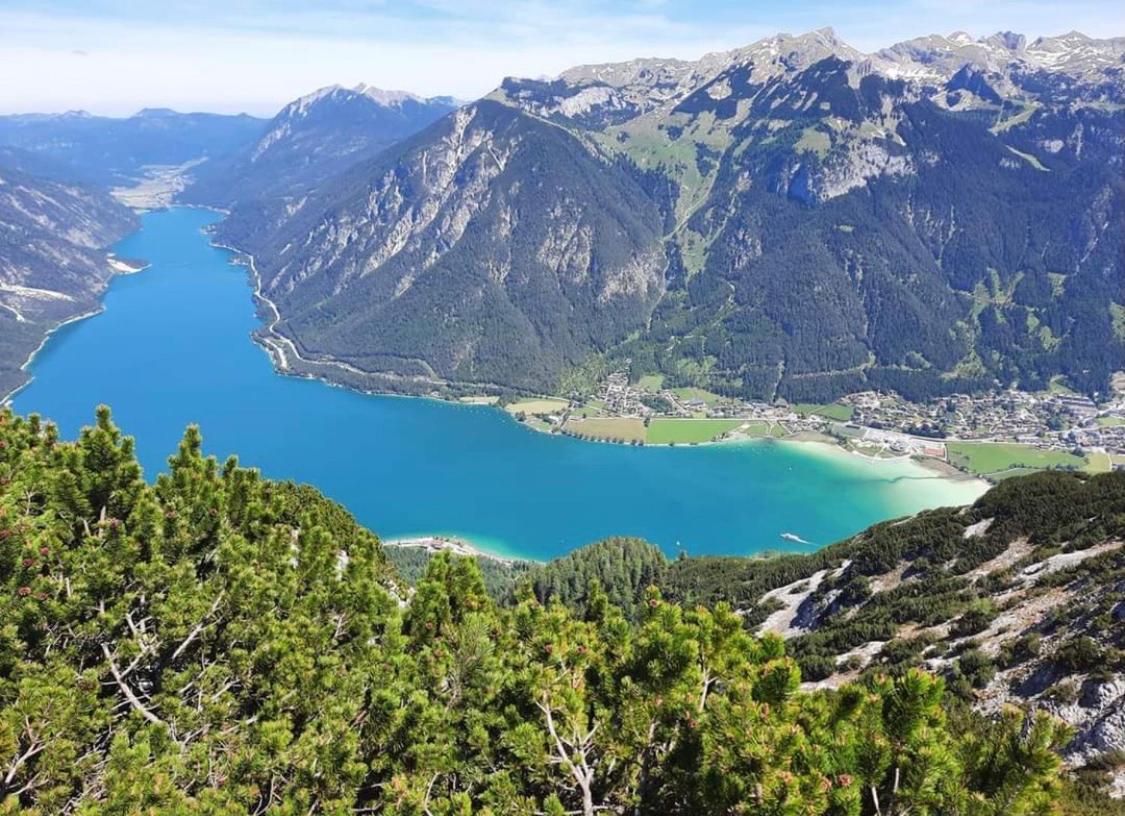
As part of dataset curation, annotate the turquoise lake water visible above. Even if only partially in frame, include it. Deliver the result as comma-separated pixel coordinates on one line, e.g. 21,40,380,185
10,208,986,560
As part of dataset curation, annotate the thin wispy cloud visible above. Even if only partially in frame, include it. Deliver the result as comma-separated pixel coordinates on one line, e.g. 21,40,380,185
1,0,1121,115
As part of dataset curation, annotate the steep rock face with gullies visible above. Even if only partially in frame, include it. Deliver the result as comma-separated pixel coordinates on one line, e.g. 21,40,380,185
0,159,138,396
183,85,459,210
219,100,664,390
220,28,1125,400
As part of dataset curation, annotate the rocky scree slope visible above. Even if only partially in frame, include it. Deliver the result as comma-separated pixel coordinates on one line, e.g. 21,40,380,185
667,470,1125,793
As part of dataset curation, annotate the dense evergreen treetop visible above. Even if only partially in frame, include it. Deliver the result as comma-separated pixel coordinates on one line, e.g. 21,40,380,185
0,407,1077,813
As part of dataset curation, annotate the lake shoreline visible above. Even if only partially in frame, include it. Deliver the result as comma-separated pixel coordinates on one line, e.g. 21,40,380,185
384,535,530,565
203,223,991,508
195,216,987,504
2,253,150,406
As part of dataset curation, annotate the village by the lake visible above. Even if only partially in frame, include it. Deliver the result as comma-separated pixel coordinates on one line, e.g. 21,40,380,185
488,368,1125,482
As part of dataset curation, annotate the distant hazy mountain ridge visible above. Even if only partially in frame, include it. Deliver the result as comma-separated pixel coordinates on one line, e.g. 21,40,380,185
0,108,267,187
216,28,1124,400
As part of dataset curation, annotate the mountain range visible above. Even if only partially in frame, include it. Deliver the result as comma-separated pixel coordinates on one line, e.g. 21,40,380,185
209,29,1125,402
0,92,456,399
0,107,267,188
0,30,1121,406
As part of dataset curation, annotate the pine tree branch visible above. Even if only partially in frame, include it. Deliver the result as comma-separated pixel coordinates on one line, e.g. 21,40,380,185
101,643,165,727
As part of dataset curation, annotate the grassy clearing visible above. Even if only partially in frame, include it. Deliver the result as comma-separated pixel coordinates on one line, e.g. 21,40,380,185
1110,303,1125,341
740,421,788,439
563,417,647,443
1085,451,1114,475
670,387,724,406
571,400,607,419
458,395,499,405
946,441,1086,477
645,419,742,445
1046,376,1079,396
791,403,854,422
794,127,831,157
1097,416,1125,427
991,101,1039,133
505,398,569,416
637,374,665,392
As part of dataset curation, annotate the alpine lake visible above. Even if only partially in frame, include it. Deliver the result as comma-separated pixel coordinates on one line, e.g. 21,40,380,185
11,208,986,561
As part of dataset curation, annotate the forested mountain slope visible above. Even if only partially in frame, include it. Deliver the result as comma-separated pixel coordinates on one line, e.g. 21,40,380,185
221,29,1125,400
183,84,459,210
0,405,1097,814
218,100,665,389
0,162,137,397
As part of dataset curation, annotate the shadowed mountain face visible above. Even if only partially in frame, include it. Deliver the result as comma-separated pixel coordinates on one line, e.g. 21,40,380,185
183,85,460,210
212,29,1125,400
0,159,138,396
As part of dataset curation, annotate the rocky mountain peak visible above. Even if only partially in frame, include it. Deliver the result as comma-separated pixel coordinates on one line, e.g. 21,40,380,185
352,84,425,107
984,30,1028,52
278,84,432,121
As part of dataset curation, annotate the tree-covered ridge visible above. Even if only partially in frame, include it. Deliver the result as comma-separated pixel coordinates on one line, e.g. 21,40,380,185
0,407,1071,814
519,537,667,620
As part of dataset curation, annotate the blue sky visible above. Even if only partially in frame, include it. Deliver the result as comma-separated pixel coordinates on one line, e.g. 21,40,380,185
2,0,1122,116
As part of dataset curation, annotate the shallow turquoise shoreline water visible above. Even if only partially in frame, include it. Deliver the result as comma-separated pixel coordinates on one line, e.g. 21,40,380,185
11,208,985,560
